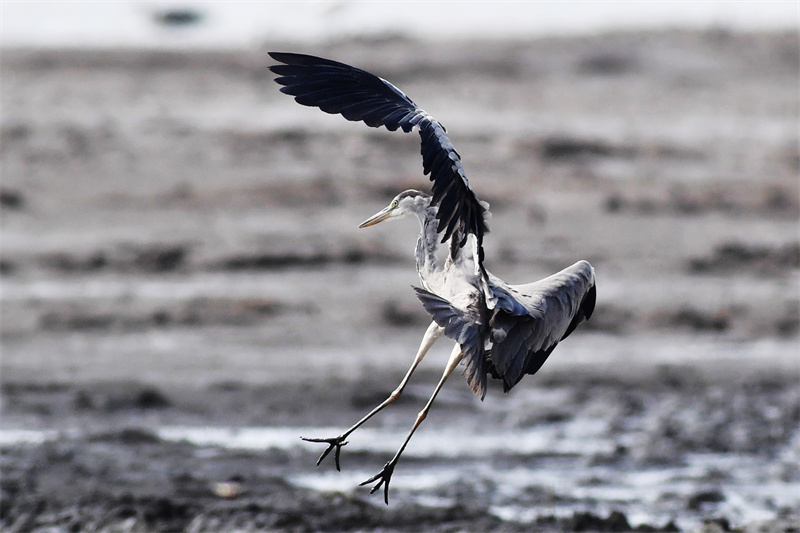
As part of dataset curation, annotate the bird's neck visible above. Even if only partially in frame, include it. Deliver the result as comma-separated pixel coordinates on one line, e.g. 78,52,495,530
415,205,443,287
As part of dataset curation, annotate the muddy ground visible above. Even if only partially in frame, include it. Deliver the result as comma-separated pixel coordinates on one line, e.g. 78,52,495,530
1,31,799,532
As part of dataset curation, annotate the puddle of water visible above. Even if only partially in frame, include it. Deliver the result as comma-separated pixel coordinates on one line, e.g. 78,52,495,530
0,428,58,446
154,423,615,458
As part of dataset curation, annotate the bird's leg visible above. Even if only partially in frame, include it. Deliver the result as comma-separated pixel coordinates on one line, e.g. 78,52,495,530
301,322,444,471
361,344,464,504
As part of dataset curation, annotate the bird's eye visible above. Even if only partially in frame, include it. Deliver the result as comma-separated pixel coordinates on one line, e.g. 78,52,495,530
391,200,398,208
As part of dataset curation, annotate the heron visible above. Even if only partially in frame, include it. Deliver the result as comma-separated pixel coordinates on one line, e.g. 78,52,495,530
268,52,596,503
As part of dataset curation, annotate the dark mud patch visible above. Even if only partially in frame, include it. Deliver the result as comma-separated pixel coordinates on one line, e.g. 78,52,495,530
580,304,636,334
76,386,172,412
37,297,287,332
656,306,733,333
576,52,639,76
3,382,174,422
521,136,708,166
215,251,354,270
583,303,797,337
557,510,670,532
686,489,726,512
0,188,25,210
380,299,431,327
39,310,117,331
40,243,190,274
86,427,163,444
0,259,16,276
212,245,401,271
688,241,800,275
539,136,637,161
604,183,799,218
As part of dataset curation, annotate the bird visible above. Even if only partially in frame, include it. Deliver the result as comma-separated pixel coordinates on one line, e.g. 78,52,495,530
268,52,596,504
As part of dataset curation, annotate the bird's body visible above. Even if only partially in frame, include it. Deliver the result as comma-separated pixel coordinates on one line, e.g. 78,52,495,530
362,189,595,397
268,52,596,503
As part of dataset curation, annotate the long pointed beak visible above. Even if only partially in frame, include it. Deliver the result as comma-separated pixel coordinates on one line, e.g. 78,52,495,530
358,205,395,228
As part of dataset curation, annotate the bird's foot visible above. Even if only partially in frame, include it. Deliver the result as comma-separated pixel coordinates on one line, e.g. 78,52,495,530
300,435,348,471
360,460,396,505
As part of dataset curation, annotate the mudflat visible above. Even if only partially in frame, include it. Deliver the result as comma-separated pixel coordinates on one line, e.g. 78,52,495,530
2,31,798,532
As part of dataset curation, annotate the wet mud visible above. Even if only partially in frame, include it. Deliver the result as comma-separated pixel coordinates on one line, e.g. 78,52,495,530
2,369,798,532
2,31,798,531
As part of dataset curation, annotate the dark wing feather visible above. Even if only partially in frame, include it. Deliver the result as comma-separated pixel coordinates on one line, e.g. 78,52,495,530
269,52,489,255
413,287,489,399
489,261,596,392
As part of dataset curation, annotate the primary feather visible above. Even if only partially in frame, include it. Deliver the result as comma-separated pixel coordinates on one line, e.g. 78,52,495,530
269,52,489,258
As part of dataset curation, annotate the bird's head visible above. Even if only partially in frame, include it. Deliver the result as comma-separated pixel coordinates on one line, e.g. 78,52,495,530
358,189,432,228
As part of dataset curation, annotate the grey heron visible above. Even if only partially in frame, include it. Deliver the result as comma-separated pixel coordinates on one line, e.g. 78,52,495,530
268,52,596,503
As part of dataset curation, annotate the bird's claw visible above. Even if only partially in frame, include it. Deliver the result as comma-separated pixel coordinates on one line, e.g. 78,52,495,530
360,461,395,505
300,435,348,471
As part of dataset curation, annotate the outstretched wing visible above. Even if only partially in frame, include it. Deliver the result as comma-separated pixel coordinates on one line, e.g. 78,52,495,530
268,52,489,256
489,260,596,392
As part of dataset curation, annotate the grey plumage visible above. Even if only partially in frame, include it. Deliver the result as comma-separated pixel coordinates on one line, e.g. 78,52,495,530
487,262,596,392
269,52,596,504
377,191,596,399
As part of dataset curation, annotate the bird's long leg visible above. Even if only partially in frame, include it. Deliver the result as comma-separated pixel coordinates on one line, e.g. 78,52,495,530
301,321,444,470
361,343,464,504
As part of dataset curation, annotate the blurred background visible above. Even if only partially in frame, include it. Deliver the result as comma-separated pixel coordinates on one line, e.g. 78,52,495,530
1,2,798,532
